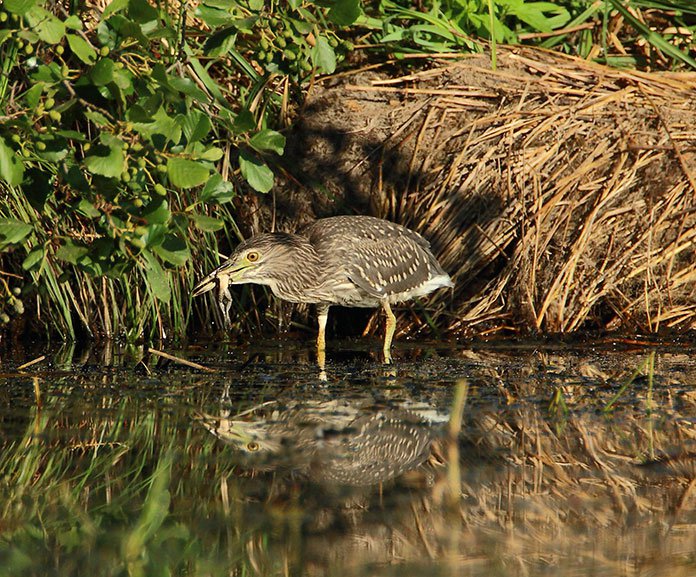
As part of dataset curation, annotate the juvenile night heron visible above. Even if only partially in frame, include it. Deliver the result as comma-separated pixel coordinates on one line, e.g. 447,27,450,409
197,398,446,486
192,215,453,364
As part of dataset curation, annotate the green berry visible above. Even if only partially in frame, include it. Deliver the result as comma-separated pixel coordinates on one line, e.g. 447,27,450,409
12,287,21,296
328,37,339,48
131,142,143,152
265,51,273,63
154,183,166,196
0,313,9,324
134,226,148,236
283,49,296,61
36,141,46,151
44,97,55,109
48,110,61,122
99,46,110,57
260,37,269,50
11,134,21,143
83,142,91,152
257,50,266,62
24,44,33,55
132,197,142,207
13,300,24,315
275,36,287,48
55,45,64,55
16,39,24,49
156,164,167,173
137,158,146,168
121,171,131,183
130,237,146,249
0,12,7,23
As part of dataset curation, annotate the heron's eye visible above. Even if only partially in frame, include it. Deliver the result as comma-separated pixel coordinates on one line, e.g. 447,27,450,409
246,441,260,452
246,251,260,263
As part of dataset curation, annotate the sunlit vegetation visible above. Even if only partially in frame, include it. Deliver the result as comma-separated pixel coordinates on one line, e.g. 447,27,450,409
0,1,694,342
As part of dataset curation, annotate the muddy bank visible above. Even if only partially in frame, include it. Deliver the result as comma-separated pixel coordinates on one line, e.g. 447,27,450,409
243,47,696,338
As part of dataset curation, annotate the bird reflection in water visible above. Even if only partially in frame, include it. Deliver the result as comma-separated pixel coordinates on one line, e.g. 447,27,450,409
196,395,448,487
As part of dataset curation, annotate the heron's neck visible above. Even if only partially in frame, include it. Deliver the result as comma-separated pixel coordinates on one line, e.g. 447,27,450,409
268,240,326,303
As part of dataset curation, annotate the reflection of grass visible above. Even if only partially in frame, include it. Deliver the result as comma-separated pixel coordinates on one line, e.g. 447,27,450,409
0,349,695,576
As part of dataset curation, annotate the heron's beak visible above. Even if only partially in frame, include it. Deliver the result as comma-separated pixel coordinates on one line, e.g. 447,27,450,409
191,259,253,297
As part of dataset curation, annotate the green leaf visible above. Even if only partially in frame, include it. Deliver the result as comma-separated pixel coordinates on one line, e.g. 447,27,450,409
131,107,182,145
168,77,210,102
63,15,82,30
103,0,129,18
0,218,32,247
66,34,97,64
84,143,124,178
329,0,361,26
239,150,273,193
23,83,44,109
191,214,224,232
312,36,337,74
167,158,210,188
26,5,65,44
85,110,111,127
141,250,170,303
0,138,25,186
182,112,212,144
22,247,45,271
142,198,170,225
74,199,100,218
198,147,223,161
233,109,256,135
153,234,190,266
55,240,89,264
249,129,285,155
4,0,35,15
199,173,235,204
91,58,114,86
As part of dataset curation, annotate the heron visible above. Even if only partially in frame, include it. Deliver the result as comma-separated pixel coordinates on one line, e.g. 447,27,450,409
192,215,453,364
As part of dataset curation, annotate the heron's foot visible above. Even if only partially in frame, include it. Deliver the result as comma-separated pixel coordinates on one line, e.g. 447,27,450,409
317,346,326,372
383,349,393,365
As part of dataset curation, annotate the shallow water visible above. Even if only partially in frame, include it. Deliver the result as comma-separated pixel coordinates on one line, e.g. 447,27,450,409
1,339,695,576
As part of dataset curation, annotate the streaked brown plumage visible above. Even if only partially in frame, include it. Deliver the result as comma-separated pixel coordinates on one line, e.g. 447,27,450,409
192,215,453,364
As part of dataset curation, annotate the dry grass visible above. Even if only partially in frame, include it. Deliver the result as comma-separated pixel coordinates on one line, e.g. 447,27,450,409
289,46,696,337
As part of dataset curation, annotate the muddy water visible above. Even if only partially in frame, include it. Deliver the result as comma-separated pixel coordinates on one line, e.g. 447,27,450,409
1,339,695,576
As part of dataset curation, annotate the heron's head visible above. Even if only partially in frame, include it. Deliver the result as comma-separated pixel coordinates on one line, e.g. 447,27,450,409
192,232,308,297
196,411,284,454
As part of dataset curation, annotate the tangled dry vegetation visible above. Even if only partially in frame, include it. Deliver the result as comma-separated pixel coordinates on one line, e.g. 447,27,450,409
283,46,696,337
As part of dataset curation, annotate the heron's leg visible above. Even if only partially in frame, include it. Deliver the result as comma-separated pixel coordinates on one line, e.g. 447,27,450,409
381,300,396,364
316,304,329,371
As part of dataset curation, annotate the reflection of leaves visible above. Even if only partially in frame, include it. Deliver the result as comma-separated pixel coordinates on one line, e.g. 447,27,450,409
123,449,173,563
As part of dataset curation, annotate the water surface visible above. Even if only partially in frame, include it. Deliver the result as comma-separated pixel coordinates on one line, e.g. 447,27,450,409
1,339,695,576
